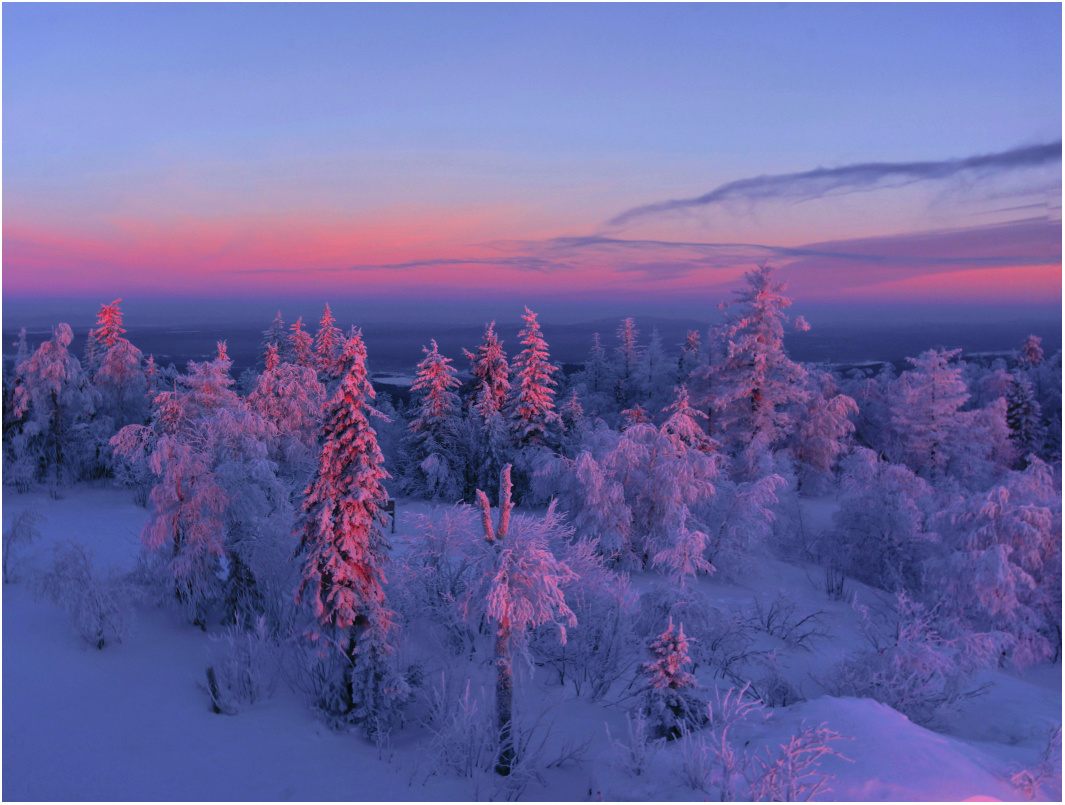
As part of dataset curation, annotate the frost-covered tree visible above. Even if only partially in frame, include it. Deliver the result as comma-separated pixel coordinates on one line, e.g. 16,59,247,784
571,332,616,420
295,330,407,732
614,317,643,408
660,386,716,454
405,340,464,500
791,372,858,494
1006,376,1045,463
825,448,937,593
936,457,1062,666
1018,334,1045,368
638,618,704,740
261,311,287,365
464,322,510,419
90,300,148,430
636,327,671,414
247,343,326,479
314,303,344,381
9,323,97,488
558,388,587,457
469,465,577,775
705,265,809,472
287,316,315,370
888,348,969,480
678,330,702,386
507,307,561,449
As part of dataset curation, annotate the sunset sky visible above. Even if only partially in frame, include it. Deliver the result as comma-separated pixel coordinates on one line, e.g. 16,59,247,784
3,3,1061,325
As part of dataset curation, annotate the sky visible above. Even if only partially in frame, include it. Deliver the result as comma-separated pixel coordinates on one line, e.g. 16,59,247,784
2,3,1061,326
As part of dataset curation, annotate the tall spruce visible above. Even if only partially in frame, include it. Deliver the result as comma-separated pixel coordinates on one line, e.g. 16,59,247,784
507,307,561,448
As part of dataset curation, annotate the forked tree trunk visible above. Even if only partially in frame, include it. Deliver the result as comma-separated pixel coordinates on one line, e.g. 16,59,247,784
476,464,515,776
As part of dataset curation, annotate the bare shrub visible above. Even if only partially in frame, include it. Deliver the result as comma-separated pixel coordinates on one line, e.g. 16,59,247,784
746,721,851,801
3,508,44,583
36,540,133,649
202,617,279,714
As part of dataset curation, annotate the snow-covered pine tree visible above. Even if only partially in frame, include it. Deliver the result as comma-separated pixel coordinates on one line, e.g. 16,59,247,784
247,343,327,478
706,264,810,473
660,386,716,454
92,299,148,429
314,303,344,381
507,307,561,449
638,617,704,740
405,339,464,500
1006,376,1045,464
614,317,643,409
1018,334,1045,368
464,321,510,418
295,330,407,732
888,348,969,480
558,388,586,457
678,329,702,385
10,323,97,488
288,317,315,369
261,311,287,365
791,372,858,494
636,327,671,414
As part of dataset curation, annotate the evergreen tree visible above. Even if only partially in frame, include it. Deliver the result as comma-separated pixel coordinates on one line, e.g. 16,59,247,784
614,317,643,408
261,311,287,365
507,307,561,448
405,340,464,500
91,299,148,430
295,330,407,732
314,303,344,381
888,348,970,480
1018,334,1045,368
636,327,671,413
248,343,327,478
464,321,510,419
639,618,703,740
678,329,702,384
706,264,810,469
10,323,97,488
288,317,315,369
1006,376,1045,463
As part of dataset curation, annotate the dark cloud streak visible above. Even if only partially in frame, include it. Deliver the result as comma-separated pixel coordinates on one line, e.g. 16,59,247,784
605,141,1063,229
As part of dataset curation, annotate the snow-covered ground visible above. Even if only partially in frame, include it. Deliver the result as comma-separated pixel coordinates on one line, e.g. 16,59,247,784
3,486,1061,801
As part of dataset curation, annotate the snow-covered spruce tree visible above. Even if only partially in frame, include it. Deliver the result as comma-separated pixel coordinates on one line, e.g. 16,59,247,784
791,372,858,494
887,348,969,481
261,311,287,365
464,321,511,418
91,299,149,431
314,303,344,381
507,307,562,450
404,339,464,500
614,317,643,409
1006,375,1045,464
469,465,577,775
678,329,702,387
1018,334,1045,369
935,457,1062,666
558,388,586,457
705,264,810,477
247,343,326,479
10,323,97,489
571,331,616,421
295,330,408,734
638,617,704,740
464,322,513,498
636,327,671,415
287,316,315,370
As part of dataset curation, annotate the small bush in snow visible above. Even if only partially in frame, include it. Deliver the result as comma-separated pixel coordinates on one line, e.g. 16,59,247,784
1010,724,1062,801
825,592,998,728
746,721,851,801
203,617,279,715
3,507,44,583
606,710,663,778
37,540,133,649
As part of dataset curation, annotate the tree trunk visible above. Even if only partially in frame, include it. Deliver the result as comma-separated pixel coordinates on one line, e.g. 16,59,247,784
495,618,515,776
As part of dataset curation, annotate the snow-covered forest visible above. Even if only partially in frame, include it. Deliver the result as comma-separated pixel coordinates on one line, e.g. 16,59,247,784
3,267,1062,801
